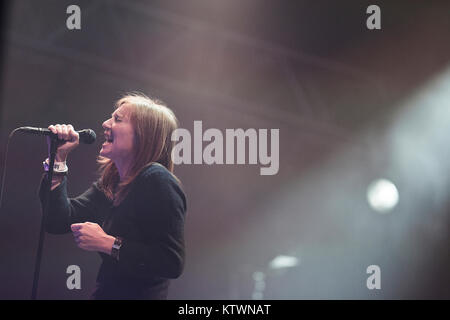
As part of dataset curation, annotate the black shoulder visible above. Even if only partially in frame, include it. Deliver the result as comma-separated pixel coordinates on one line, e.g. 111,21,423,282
139,162,171,177
137,163,180,185
135,163,187,211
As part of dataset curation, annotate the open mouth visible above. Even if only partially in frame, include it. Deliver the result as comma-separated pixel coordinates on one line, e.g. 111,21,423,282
104,132,114,144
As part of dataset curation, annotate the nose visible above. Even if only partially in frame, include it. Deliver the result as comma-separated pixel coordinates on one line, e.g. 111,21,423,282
102,118,111,130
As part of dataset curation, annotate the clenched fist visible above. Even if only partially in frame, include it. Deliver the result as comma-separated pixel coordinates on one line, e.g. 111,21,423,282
71,222,115,255
47,124,80,162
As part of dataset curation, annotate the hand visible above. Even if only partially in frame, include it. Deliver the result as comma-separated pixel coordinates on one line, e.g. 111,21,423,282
71,222,115,254
47,124,80,162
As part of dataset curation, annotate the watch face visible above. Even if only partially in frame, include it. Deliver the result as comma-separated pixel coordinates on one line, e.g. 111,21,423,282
113,238,122,250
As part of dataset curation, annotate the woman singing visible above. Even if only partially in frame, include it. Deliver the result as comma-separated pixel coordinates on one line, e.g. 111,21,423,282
39,93,187,299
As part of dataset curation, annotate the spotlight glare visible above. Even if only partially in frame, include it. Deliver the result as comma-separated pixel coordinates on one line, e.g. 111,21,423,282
268,255,299,269
367,179,399,213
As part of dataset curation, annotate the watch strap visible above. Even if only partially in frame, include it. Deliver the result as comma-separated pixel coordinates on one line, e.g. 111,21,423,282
111,236,123,261
43,158,68,173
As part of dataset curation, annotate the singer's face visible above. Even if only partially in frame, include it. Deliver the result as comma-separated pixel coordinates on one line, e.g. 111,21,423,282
100,103,135,164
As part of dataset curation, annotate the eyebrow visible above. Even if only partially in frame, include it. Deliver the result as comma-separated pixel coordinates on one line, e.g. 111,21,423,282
112,111,123,118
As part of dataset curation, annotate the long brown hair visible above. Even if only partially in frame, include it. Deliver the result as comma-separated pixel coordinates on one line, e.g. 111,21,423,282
97,92,179,205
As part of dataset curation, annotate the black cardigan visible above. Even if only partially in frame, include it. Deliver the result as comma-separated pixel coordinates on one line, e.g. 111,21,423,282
39,163,187,299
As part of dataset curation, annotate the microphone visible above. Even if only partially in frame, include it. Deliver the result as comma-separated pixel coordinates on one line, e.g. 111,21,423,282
17,126,96,144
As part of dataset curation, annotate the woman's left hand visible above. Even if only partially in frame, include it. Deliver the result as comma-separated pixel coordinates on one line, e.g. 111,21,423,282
71,222,115,254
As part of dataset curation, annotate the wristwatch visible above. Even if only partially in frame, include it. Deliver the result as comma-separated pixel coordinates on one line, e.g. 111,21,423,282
43,158,68,174
111,236,123,261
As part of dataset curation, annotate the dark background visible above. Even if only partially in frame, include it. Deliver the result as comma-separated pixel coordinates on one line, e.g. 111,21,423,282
0,0,449,299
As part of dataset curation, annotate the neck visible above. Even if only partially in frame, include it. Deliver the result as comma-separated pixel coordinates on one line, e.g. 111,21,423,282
114,157,133,181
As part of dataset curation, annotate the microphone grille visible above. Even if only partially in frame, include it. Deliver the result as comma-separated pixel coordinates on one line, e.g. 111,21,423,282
79,129,96,144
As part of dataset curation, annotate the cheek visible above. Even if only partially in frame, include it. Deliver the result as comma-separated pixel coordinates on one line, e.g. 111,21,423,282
127,128,136,148
112,125,135,151
120,131,135,150
129,134,136,151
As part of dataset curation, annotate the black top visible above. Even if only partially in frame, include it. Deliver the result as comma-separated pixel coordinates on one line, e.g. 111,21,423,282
39,163,187,299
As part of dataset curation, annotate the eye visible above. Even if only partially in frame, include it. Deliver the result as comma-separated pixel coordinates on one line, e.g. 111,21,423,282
114,115,121,122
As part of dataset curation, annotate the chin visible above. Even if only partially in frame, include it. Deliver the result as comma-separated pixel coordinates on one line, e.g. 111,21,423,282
99,149,111,158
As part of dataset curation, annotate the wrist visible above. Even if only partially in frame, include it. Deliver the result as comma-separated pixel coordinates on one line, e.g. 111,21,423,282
110,236,123,261
101,235,116,255
55,154,68,162
43,158,68,173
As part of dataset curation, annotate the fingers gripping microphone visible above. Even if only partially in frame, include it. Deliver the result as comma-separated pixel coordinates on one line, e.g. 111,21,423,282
17,126,96,144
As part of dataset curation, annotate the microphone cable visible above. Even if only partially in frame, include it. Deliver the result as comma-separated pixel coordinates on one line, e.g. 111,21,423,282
0,127,22,213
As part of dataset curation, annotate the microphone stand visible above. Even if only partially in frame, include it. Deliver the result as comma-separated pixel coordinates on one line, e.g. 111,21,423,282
31,135,58,300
